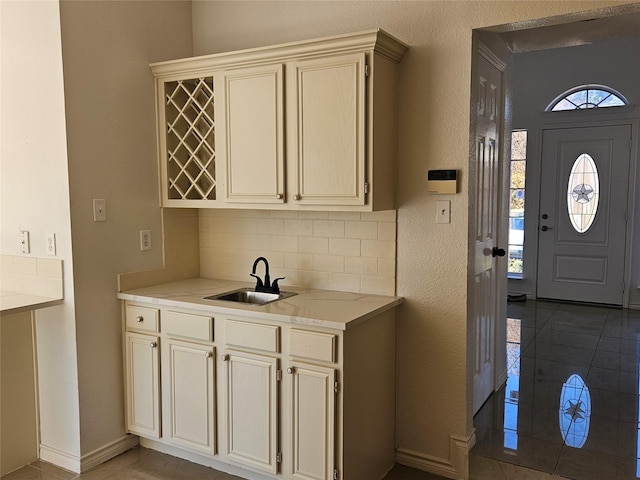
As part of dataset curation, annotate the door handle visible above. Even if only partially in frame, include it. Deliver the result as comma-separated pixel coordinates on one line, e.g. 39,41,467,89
491,247,506,257
541,225,552,231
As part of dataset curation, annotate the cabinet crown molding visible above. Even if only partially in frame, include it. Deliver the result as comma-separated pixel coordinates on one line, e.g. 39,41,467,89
150,29,408,77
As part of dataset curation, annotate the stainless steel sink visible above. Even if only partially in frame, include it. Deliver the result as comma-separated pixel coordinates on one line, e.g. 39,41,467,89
204,288,296,305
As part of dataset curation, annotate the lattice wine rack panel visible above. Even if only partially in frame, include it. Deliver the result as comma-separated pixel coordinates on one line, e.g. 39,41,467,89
165,77,216,200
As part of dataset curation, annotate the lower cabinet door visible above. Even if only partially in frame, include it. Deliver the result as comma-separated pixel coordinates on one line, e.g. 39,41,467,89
289,362,336,480
166,339,216,455
222,351,279,475
125,332,161,438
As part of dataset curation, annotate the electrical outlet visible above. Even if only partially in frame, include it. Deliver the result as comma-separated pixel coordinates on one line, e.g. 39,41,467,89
93,199,107,222
19,230,30,254
140,230,151,251
46,233,56,256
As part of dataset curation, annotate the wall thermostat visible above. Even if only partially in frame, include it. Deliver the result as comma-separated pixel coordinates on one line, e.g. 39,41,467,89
427,169,457,194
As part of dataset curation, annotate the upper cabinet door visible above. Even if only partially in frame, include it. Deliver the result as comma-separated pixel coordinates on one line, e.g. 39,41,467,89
219,64,285,204
290,53,367,206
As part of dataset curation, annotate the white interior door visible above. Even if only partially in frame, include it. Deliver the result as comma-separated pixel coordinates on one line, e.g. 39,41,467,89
537,125,631,305
472,50,506,414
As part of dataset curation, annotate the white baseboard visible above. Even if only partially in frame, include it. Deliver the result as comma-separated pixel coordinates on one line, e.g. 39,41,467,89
80,435,139,472
395,431,476,480
39,444,81,474
39,435,138,474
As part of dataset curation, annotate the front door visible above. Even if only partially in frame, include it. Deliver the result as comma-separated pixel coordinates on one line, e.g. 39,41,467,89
537,125,631,305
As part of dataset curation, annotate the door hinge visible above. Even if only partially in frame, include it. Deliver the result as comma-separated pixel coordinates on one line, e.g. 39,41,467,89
334,381,340,394
276,369,282,382
276,452,282,464
364,182,369,195
334,467,339,480
365,64,370,77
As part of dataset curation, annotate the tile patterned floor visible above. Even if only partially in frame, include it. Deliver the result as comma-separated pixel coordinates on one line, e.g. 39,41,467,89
0,447,448,480
472,300,640,480
4,300,638,480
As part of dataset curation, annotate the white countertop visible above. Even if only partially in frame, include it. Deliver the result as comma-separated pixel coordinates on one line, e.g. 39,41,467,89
117,278,402,331
0,290,63,316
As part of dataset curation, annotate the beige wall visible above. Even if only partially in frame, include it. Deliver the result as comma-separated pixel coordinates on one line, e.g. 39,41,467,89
58,0,194,458
0,0,81,459
191,0,635,475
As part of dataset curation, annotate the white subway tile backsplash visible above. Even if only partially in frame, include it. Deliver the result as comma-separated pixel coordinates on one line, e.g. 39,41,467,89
284,219,314,237
299,237,329,254
313,220,344,238
377,222,396,241
328,238,361,257
345,256,378,275
345,221,378,239
269,235,299,253
284,252,314,270
313,254,344,273
361,210,396,222
361,239,396,259
196,209,397,296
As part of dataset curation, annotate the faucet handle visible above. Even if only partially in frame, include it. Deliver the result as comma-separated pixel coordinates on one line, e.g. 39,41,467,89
271,277,285,294
250,273,264,288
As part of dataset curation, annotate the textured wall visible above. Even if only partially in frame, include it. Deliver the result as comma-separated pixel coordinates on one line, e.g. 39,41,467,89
191,0,636,473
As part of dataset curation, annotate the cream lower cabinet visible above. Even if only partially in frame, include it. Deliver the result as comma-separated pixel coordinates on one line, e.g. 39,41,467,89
287,361,336,480
123,301,396,480
125,331,161,438
221,351,279,475
165,339,216,455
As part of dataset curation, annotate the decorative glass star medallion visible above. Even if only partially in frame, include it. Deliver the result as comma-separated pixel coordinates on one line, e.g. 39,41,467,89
571,184,594,204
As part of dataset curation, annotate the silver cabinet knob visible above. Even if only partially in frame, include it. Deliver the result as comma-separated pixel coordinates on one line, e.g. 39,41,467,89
276,193,283,200
221,354,230,361
287,367,295,374
136,316,144,323
150,341,157,348
293,194,300,201
205,351,213,358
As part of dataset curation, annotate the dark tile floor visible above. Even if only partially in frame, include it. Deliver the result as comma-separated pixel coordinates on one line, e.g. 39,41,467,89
472,299,640,480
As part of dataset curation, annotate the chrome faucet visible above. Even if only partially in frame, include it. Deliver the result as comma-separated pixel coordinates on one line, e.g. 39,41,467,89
250,257,284,294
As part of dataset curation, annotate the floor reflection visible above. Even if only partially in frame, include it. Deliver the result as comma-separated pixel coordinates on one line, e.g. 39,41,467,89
473,300,640,480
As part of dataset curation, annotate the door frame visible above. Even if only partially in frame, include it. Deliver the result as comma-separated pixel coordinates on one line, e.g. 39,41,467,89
533,116,638,308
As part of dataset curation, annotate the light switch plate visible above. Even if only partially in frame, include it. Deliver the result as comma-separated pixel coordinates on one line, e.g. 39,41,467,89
93,199,107,222
19,230,30,254
436,200,451,224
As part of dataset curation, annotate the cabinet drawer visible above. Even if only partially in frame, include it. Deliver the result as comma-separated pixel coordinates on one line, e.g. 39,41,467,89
164,310,213,342
290,329,337,363
225,319,279,353
126,305,159,333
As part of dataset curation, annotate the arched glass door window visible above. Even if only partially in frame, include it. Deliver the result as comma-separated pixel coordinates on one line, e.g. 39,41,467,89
547,85,628,111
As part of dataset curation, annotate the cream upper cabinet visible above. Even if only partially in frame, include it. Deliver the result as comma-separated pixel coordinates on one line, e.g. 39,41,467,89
217,64,285,204
150,29,407,211
289,53,366,206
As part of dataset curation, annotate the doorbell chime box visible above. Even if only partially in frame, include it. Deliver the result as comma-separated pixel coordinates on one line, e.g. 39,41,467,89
427,169,457,194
